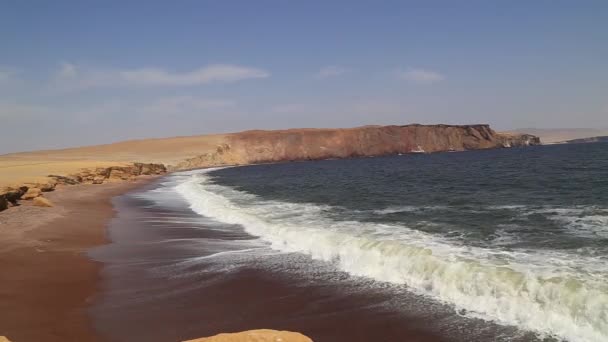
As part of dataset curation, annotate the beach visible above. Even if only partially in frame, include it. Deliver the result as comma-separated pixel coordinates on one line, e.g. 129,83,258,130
2,126,596,342
89,176,446,342
1,142,606,342
0,179,156,342
0,174,443,342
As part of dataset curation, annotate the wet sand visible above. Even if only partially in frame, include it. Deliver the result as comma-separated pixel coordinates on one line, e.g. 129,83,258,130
89,180,447,342
0,179,155,342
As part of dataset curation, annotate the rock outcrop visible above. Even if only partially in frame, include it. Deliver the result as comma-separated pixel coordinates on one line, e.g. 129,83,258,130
49,162,167,185
174,124,540,169
21,187,42,200
0,187,28,211
184,329,313,342
32,196,53,207
497,133,541,147
0,162,167,212
0,124,540,213
563,135,608,144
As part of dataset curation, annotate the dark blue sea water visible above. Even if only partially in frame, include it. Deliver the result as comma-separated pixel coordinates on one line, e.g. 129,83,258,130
92,143,608,342
178,143,608,342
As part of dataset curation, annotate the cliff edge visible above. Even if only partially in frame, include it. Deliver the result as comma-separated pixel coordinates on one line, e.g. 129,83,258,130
0,124,539,212
174,124,540,169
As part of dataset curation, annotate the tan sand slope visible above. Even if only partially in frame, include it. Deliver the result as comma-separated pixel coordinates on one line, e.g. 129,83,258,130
0,133,228,189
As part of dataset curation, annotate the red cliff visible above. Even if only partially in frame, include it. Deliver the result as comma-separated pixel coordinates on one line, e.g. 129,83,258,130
174,124,540,169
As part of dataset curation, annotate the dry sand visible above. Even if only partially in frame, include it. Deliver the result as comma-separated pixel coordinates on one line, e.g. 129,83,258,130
0,134,227,189
0,179,155,342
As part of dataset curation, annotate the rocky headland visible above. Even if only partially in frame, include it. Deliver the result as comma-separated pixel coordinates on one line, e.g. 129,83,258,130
562,135,608,144
0,124,539,212
0,123,539,342
174,124,539,168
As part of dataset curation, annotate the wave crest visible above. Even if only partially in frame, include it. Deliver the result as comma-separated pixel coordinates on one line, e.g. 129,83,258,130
175,171,608,342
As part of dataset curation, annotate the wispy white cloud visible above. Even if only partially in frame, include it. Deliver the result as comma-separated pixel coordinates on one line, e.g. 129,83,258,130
0,94,235,125
57,62,78,78
139,96,235,116
0,102,53,120
53,63,270,90
271,103,309,114
0,71,11,82
0,67,18,83
397,68,444,84
314,66,349,79
121,65,269,86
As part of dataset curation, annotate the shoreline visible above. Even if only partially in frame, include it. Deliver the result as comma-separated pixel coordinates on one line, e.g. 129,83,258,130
0,177,158,342
89,172,446,342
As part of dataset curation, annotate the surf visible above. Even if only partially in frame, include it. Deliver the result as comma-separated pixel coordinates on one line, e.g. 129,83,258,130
175,170,608,342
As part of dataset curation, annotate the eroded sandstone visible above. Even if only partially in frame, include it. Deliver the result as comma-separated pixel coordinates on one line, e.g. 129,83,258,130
175,124,541,169
0,124,539,213
0,163,167,212
184,329,313,342
32,196,53,207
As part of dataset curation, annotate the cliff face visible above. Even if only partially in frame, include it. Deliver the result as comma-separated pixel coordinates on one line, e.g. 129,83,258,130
174,124,540,169
496,132,541,147
1,124,540,212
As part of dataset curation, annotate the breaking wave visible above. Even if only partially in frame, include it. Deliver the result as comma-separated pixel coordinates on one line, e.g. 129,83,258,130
175,171,608,342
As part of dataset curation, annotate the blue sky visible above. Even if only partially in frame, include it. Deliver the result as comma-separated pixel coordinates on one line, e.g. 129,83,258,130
1,1,607,153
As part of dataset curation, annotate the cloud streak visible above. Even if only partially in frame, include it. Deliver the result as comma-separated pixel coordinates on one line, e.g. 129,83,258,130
397,68,444,84
55,63,270,90
315,66,349,79
139,96,235,116
0,67,18,83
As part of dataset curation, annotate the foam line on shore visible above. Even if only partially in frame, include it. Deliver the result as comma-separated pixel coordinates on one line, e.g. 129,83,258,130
175,170,608,342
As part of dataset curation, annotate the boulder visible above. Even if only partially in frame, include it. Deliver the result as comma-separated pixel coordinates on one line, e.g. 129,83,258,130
0,196,8,211
92,176,105,184
22,187,42,200
2,186,28,205
33,196,54,207
184,330,313,342
108,167,137,181
134,162,167,175
24,179,57,192
48,175,81,185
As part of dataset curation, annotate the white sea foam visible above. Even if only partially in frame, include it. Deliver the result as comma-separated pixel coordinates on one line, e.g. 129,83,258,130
519,207,608,238
373,206,423,214
175,171,608,342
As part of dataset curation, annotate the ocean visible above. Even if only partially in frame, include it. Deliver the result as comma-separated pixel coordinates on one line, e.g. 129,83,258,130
90,143,608,342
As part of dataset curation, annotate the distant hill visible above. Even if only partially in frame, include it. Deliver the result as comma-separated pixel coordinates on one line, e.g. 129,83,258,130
506,128,608,144
563,136,608,144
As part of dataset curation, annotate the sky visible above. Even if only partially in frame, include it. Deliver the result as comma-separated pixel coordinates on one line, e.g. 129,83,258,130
1,1,607,153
